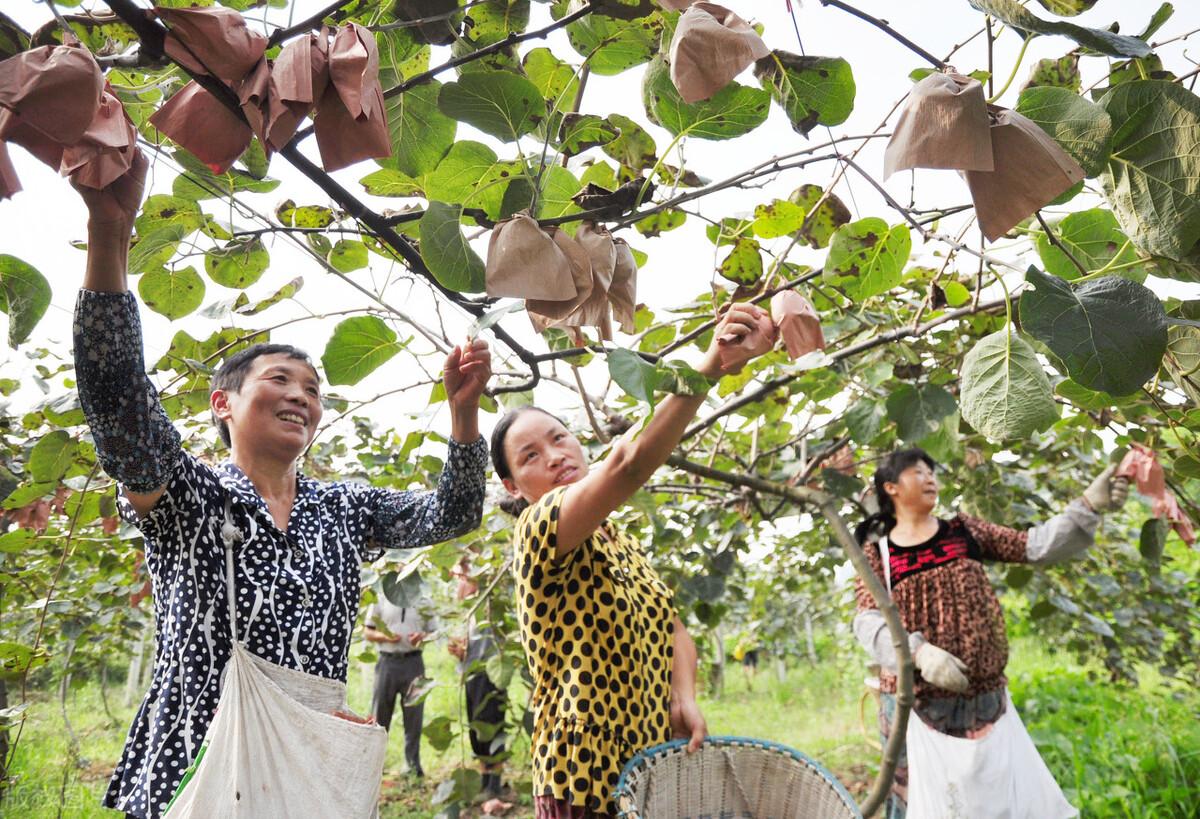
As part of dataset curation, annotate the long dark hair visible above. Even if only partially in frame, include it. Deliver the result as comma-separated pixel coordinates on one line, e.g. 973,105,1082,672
489,405,564,516
853,448,937,544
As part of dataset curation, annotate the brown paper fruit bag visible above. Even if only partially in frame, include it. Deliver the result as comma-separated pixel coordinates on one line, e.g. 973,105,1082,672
156,6,267,84
669,2,770,104
770,290,825,359
486,213,583,301
964,106,1084,242
534,222,617,341
150,80,252,173
609,238,639,335
884,72,993,179
527,227,595,325
314,23,391,171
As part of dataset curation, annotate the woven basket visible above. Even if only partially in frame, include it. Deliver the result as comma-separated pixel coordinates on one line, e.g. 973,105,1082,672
613,736,862,819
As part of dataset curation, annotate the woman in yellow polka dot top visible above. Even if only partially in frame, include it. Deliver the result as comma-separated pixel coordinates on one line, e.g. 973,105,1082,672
490,303,776,818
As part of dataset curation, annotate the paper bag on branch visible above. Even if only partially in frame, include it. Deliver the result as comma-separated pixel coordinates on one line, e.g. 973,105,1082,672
1116,444,1197,546
770,289,824,359
964,106,1084,242
486,213,583,301
0,45,103,145
717,306,777,370
156,6,267,84
883,71,992,179
60,83,140,189
526,227,595,325
0,142,19,199
314,23,391,172
150,80,252,173
609,237,639,334
267,34,330,151
669,2,769,104
534,221,617,341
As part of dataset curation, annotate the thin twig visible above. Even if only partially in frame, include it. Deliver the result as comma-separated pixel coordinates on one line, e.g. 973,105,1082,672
818,0,946,68
1035,211,1089,278
266,0,352,47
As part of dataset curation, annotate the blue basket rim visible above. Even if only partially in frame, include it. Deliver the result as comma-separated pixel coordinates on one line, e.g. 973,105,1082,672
612,735,861,817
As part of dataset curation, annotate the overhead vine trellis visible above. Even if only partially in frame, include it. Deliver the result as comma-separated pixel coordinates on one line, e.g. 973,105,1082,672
1,0,1199,816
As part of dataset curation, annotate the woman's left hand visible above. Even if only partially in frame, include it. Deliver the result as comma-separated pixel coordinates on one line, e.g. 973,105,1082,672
443,339,492,407
670,696,708,753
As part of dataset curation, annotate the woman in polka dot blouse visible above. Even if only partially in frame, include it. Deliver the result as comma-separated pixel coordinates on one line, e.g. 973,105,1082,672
70,156,492,818
490,304,777,818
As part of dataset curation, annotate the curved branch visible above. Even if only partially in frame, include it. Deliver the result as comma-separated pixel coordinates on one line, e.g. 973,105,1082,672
818,0,946,69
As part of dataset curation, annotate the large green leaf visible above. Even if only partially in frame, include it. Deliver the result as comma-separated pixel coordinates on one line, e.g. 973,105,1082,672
128,224,187,275
382,81,456,178
752,200,807,239
1035,209,1145,281
135,194,204,237
886,383,957,442
959,329,1059,441
358,168,423,197
1099,80,1200,262
1019,266,1167,395
461,0,530,46
375,26,431,87
321,316,403,386
1014,86,1112,177
643,55,770,141
523,47,579,105
789,184,851,249
418,202,485,292
205,238,269,289
438,71,545,142
329,240,369,273
565,3,660,75
1034,0,1097,15
535,165,583,220
607,348,661,405
557,113,619,154
825,218,912,301
968,0,1151,57
753,51,855,137
0,255,51,348
138,266,205,320
718,239,763,285
601,113,657,171
29,430,77,483
425,141,499,202
1022,53,1079,92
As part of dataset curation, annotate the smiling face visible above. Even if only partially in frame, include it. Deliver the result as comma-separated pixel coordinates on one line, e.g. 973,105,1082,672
884,459,939,515
499,409,589,506
211,353,323,463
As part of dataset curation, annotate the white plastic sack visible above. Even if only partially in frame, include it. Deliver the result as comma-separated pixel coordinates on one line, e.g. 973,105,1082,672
905,691,1077,819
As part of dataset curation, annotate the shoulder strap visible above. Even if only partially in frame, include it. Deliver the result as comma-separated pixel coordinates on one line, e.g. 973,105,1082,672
221,497,244,644
878,535,892,592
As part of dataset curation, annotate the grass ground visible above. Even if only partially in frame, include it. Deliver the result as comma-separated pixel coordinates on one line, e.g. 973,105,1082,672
4,638,1199,817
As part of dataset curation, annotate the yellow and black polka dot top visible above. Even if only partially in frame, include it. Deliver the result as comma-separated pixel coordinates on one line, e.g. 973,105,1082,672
514,486,676,814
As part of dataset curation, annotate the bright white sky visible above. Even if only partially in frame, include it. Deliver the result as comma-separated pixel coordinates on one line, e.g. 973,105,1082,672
1,0,1197,451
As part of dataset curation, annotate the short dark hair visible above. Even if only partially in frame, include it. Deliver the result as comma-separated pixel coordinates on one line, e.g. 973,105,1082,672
854,447,938,544
489,405,564,516
210,343,317,447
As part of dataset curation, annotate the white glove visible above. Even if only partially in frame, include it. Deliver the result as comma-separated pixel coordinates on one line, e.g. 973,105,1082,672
1083,464,1130,512
914,642,970,693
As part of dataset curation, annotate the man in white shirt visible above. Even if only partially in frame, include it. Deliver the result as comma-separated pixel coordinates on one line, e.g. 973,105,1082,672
364,587,437,778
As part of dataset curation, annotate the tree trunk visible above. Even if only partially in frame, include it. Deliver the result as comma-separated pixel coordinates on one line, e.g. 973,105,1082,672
708,627,725,699
804,612,817,664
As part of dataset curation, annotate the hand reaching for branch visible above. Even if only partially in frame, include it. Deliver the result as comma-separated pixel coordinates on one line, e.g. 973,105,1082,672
74,149,148,232
443,338,492,408
698,303,775,378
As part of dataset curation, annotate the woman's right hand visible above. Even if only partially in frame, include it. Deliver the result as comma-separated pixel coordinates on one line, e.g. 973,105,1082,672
73,149,148,232
699,302,775,378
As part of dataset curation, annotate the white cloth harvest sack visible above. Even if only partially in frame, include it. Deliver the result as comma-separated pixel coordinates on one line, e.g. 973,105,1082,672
904,691,1077,819
163,503,388,818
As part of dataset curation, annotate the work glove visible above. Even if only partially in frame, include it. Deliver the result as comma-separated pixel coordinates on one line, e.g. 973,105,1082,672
914,642,970,693
1083,464,1130,512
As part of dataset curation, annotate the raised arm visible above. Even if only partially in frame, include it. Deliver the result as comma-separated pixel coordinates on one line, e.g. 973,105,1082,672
72,153,183,519
554,304,774,556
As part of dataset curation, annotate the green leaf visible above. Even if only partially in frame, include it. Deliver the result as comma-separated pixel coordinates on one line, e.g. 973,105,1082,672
752,199,807,239
523,47,579,105
566,6,660,75
968,0,1151,57
1033,0,1097,15
718,238,763,286
788,184,850,249
29,430,77,483
138,266,205,320
635,209,686,238
329,240,369,273
1035,209,1145,281
424,140,502,208
0,255,51,348
171,149,280,200
1019,266,1168,395
1006,565,1034,589
438,71,545,142
205,238,269,289
959,329,1059,441
237,277,303,316
656,359,710,396
381,81,456,179
1099,80,1200,261
1055,377,1119,411
944,281,970,307
607,348,661,405
418,202,485,292
375,26,431,87
358,168,423,197
1015,87,1112,177
535,165,583,220
128,225,187,275
558,113,619,154
381,567,424,607
826,218,912,301
1139,517,1168,562
886,383,957,442
275,200,334,228
643,55,770,141
845,398,886,443
135,194,204,237
601,113,657,171
753,51,855,137
1022,52,1080,92
321,316,403,386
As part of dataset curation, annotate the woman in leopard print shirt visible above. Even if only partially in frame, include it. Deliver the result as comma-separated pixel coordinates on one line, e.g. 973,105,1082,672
852,448,1128,819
